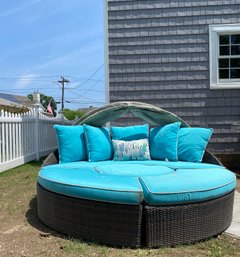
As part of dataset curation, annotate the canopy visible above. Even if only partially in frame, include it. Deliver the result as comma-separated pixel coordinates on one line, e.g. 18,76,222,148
75,101,189,127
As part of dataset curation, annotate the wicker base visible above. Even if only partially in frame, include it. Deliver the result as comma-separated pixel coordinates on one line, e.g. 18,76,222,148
37,183,142,248
144,190,235,247
37,183,234,248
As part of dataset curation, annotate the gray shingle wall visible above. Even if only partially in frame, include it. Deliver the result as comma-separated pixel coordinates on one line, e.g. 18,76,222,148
107,0,240,153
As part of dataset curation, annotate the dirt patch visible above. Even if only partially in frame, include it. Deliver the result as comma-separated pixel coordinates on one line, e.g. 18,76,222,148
0,196,68,257
236,178,240,193
0,162,69,257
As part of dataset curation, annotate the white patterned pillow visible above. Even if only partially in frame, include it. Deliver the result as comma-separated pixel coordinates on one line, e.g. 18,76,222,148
112,139,151,161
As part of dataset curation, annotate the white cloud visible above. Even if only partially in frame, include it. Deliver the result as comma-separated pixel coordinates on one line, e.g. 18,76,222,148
68,82,80,89
0,0,42,19
26,40,103,74
15,74,36,89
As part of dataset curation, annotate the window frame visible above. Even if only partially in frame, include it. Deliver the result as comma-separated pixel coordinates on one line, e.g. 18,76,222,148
209,24,240,89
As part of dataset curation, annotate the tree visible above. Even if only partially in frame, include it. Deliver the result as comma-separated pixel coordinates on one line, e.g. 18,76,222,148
28,93,57,116
62,109,85,120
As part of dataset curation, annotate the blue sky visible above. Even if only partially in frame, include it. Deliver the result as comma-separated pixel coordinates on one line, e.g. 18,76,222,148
0,0,105,110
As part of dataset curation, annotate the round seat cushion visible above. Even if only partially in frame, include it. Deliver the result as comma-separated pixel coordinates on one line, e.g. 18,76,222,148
38,161,236,205
38,164,144,205
140,168,236,205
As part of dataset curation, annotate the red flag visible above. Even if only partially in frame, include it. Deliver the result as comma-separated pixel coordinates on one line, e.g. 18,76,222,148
47,99,54,115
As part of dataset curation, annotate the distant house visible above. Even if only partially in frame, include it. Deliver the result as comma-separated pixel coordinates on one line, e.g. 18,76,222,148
0,92,51,116
105,0,240,163
0,92,31,113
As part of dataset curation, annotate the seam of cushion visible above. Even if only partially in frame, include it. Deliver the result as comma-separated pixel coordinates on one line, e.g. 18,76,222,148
42,165,93,171
38,175,143,193
93,166,102,173
93,164,174,175
172,166,224,169
139,177,236,195
39,184,142,205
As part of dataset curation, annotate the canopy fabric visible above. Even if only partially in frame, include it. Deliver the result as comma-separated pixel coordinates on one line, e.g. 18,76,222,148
75,101,189,127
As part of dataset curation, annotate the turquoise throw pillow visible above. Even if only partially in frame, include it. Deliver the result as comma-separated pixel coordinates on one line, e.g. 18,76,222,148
84,124,113,162
178,127,213,163
112,139,151,161
54,125,87,163
111,124,149,141
149,122,181,161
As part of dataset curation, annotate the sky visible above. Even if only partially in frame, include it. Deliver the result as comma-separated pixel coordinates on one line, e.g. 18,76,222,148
0,0,105,110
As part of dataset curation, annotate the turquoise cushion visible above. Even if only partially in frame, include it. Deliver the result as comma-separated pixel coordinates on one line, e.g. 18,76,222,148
112,139,151,161
54,125,87,163
178,127,213,162
84,125,113,162
111,124,149,141
44,159,224,171
141,160,225,170
94,163,174,176
140,168,236,205
38,161,236,205
150,122,180,161
38,164,144,205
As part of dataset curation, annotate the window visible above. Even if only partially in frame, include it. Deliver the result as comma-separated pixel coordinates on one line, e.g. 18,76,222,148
209,24,240,89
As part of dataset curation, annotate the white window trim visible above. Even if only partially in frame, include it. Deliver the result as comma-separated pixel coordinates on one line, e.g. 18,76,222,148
209,24,240,89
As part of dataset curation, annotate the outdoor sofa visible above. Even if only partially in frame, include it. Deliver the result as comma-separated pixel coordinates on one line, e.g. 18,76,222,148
37,101,236,248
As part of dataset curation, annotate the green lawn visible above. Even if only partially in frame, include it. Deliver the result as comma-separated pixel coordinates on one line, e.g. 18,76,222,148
0,161,240,257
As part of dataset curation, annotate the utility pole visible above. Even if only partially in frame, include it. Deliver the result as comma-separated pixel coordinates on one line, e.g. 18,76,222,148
58,76,70,111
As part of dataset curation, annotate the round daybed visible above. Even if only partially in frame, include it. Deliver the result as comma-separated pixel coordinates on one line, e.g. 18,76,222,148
37,101,236,248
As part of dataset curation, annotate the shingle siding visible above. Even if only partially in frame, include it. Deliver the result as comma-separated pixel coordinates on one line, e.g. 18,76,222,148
106,0,240,154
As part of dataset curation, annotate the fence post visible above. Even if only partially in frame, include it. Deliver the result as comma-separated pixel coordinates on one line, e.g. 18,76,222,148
34,107,40,161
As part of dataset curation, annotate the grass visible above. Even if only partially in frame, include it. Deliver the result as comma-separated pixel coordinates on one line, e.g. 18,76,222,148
0,161,40,216
59,235,240,257
0,161,240,257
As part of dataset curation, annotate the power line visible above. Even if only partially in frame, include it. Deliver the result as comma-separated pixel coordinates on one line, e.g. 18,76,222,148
65,99,105,104
0,75,60,80
0,76,105,82
78,74,105,97
66,76,104,102
72,64,104,89
66,78,104,90
63,76,105,83
0,87,104,94
0,65,105,109
66,89,103,102
0,88,58,92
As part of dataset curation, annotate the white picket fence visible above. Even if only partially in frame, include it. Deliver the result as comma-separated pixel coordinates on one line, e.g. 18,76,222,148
0,107,73,173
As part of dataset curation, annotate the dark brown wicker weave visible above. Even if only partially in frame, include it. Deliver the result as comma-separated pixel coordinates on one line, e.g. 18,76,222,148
37,183,142,248
37,101,234,248
144,190,235,247
37,181,234,248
